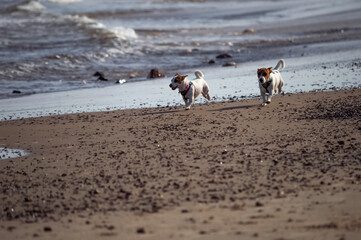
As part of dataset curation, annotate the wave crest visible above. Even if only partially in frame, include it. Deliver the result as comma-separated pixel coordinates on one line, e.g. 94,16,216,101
17,1,45,12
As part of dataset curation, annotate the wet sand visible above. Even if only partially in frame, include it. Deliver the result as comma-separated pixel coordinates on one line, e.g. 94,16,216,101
1,88,361,240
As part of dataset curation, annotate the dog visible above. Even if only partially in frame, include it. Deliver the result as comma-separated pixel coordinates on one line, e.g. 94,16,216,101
169,70,210,110
257,59,285,106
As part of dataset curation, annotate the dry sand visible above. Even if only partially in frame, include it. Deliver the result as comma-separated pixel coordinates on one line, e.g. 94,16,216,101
0,88,361,239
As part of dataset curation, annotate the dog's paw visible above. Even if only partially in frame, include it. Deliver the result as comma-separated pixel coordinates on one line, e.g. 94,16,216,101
262,103,267,107
185,107,190,110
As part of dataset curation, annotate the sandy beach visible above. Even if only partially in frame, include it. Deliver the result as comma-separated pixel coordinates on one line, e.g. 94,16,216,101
1,0,361,239
1,88,361,240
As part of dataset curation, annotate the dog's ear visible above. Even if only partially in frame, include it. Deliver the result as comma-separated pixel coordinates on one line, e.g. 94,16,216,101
180,75,188,81
257,69,261,74
268,67,273,72
175,73,179,76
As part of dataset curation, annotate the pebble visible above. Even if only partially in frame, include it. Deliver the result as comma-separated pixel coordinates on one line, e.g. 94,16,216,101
43,226,52,232
136,227,145,234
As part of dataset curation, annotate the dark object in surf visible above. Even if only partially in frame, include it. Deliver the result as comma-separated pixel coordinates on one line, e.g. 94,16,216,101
223,62,237,67
243,28,255,34
208,59,216,64
12,90,22,94
147,69,166,79
93,71,108,81
216,53,232,59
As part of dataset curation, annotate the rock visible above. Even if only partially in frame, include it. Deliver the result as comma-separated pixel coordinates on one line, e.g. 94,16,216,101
223,62,237,67
12,90,21,94
208,59,216,64
93,72,108,81
243,28,255,34
136,227,145,234
255,201,264,207
147,69,165,78
129,72,139,78
216,53,232,59
43,226,52,232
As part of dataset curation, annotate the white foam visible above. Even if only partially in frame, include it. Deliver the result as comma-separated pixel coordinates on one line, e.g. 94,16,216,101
17,1,45,12
43,0,82,3
111,26,138,40
61,15,137,41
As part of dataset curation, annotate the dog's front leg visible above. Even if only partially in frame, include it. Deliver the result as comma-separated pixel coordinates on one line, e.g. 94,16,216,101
266,87,275,104
185,97,194,110
182,96,187,106
260,90,267,106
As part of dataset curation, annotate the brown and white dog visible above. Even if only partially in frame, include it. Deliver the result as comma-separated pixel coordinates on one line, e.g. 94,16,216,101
169,70,210,110
257,59,285,106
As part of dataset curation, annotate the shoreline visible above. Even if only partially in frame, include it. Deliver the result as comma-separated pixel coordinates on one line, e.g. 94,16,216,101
1,88,360,239
1,39,361,121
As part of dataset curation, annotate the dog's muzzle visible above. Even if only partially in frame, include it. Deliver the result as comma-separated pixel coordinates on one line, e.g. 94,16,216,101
169,84,177,90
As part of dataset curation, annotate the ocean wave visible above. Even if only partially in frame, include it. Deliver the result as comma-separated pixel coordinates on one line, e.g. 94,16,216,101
4,1,137,43
43,0,82,3
111,26,138,40
16,1,45,12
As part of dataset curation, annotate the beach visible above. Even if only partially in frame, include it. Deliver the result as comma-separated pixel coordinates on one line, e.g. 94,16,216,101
1,0,361,239
1,89,361,239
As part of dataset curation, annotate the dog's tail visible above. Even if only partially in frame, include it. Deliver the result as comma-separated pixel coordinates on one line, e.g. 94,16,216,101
194,70,204,79
274,59,285,71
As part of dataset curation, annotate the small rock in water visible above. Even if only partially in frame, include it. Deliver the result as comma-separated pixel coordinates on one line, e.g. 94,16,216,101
243,28,255,34
216,53,232,59
223,62,237,67
93,71,108,81
12,90,22,94
129,72,138,78
147,69,165,78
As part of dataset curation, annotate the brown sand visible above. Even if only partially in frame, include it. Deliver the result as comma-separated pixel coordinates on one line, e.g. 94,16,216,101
1,89,361,240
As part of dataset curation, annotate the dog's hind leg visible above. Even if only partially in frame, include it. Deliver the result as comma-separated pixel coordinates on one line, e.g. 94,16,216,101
202,92,210,101
202,83,211,100
278,79,284,93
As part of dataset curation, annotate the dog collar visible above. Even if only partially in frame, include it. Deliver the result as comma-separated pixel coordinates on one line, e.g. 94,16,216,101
180,82,192,96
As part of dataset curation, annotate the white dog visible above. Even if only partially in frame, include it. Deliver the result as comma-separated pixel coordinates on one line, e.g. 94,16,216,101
257,59,285,106
169,70,210,110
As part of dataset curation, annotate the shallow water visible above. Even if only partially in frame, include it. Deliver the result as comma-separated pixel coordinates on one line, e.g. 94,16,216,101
1,0,360,100
0,147,28,159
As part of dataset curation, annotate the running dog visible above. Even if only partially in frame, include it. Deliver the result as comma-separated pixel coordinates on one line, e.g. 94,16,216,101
257,59,285,106
169,70,210,110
